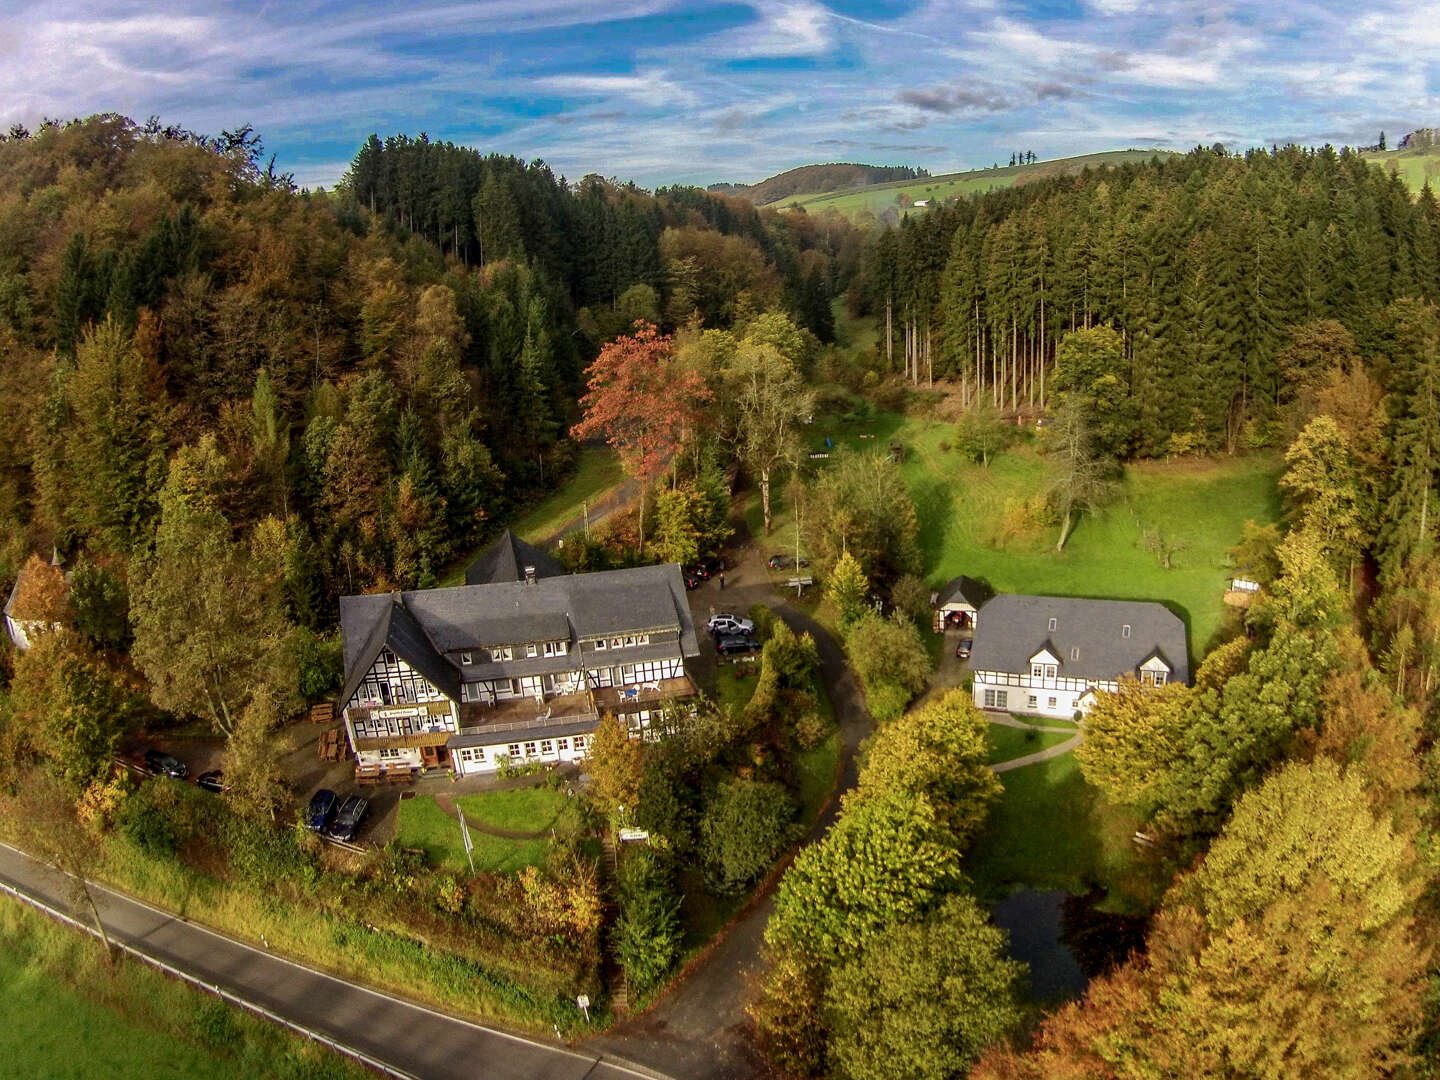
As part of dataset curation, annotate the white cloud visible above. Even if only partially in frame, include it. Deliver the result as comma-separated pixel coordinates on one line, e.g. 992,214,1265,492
537,70,698,107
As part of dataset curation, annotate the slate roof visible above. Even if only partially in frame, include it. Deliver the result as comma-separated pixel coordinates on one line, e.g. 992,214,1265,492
338,564,700,707
464,529,565,586
968,594,1190,685
937,575,987,610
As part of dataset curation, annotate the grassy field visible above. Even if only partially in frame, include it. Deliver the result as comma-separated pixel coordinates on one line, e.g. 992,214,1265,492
802,410,1281,657
0,898,365,1080
985,724,1074,765
1362,145,1440,193
771,150,1177,221
441,447,624,585
395,786,579,873
966,752,1099,902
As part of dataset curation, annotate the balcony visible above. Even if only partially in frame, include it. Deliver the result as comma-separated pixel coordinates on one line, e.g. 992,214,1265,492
345,699,453,726
457,689,595,735
592,675,697,714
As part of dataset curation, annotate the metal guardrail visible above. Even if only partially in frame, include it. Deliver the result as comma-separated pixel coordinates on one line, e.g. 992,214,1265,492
0,878,417,1080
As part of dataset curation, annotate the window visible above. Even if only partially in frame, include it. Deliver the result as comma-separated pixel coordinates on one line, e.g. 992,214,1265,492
636,634,649,646
594,638,607,650
1045,665,1057,679
540,740,553,755
1121,625,1131,639
1048,697,1058,709
526,643,538,658
611,637,623,649
1027,695,1038,709
1071,647,1080,661
508,743,521,756
460,651,473,665
544,641,563,656
983,688,1009,709
491,646,513,662
379,748,404,760
573,735,587,751
459,747,485,763
1048,617,1057,631
557,738,569,752
1153,672,1166,686
1031,665,1044,679
523,741,537,757
461,682,479,703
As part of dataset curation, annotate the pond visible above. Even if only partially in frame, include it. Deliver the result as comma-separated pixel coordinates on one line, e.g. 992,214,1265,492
990,888,1149,1003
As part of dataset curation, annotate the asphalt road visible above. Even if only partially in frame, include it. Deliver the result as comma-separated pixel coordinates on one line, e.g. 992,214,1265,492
0,843,667,1080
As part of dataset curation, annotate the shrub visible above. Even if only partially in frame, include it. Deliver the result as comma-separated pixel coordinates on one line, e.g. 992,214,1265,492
794,711,830,751
614,847,682,994
116,789,178,856
699,777,798,893
889,574,931,623
843,611,933,723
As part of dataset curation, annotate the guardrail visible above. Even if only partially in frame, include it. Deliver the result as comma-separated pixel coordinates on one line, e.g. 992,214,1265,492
0,877,417,1080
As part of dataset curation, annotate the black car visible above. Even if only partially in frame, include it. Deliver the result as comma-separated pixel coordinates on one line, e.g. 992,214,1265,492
143,748,188,779
305,789,339,832
683,569,703,590
955,639,973,660
328,795,369,842
716,633,761,657
196,769,226,793
687,557,725,580
767,553,809,570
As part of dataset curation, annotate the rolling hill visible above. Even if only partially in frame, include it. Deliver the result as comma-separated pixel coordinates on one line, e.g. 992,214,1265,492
710,162,927,205
766,149,1180,222
1360,143,1440,194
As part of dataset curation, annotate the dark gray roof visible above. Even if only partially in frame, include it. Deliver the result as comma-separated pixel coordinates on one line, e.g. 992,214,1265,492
937,575,986,610
447,718,598,748
968,594,1189,684
339,564,701,706
464,529,565,586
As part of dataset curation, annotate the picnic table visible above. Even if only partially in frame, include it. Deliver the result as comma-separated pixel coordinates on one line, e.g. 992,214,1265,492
309,703,335,725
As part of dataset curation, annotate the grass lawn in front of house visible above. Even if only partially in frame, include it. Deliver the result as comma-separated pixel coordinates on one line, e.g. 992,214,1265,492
396,788,578,873
985,724,1075,765
966,751,1102,903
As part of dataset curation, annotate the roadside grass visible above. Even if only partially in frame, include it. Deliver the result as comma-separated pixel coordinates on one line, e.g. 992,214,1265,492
985,724,1074,765
794,730,841,822
395,787,578,874
0,897,367,1080
802,410,1281,659
966,752,1101,903
440,447,623,586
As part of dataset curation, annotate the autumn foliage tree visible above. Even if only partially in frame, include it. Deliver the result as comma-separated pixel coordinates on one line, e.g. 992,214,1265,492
570,322,710,553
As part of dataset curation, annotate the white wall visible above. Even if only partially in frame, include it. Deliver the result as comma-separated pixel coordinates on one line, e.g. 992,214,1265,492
973,675,1083,720
452,732,593,776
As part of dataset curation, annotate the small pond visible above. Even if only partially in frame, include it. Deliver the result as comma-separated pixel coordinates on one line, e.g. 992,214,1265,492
991,889,1149,1002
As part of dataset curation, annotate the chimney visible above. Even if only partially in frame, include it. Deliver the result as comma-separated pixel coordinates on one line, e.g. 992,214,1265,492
523,565,537,585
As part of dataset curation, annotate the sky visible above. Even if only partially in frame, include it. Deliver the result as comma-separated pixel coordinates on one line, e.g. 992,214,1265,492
1,0,1437,191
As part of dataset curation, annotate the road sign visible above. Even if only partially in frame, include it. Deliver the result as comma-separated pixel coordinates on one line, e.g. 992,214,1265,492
576,994,591,1022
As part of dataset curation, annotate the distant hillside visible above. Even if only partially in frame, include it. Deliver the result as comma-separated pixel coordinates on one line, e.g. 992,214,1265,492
1361,131,1440,193
711,163,927,205
775,149,1181,223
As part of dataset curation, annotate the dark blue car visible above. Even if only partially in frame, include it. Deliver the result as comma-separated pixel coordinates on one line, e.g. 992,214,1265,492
328,795,369,843
305,789,338,832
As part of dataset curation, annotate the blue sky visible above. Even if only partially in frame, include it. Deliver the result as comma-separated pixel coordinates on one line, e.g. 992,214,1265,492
2,1,1437,190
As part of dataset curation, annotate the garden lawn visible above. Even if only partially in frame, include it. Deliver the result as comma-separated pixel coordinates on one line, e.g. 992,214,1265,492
396,789,572,874
986,724,1075,765
965,752,1101,903
808,410,1282,658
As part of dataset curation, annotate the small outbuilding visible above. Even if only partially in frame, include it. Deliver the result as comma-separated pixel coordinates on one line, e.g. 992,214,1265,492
934,575,986,631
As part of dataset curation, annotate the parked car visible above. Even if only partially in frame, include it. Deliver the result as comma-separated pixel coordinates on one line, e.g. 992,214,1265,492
688,558,725,581
328,795,369,842
143,748,188,779
767,553,809,570
707,613,755,637
305,789,339,832
955,639,973,660
196,769,226,794
683,569,703,590
716,633,761,657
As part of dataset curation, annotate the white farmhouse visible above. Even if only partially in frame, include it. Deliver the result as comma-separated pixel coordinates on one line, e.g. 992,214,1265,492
337,535,700,778
969,594,1189,720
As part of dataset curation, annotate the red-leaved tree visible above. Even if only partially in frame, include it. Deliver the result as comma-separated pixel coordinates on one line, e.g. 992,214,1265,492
571,322,710,553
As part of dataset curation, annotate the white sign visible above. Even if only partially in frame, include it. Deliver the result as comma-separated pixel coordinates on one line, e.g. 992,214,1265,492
618,827,650,843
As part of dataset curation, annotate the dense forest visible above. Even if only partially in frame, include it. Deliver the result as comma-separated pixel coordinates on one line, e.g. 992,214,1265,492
0,116,859,624
864,145,1440,454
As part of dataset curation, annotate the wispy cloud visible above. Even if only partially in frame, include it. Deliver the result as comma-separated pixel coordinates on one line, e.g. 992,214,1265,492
0,1,1431,189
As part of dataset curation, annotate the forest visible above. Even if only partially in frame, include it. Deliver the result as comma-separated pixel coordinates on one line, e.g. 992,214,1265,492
0,112,1438,1077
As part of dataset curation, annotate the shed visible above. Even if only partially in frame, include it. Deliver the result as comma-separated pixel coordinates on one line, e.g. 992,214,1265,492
934,575,986,630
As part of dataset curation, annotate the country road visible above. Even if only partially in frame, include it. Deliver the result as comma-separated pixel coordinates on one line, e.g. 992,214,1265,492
0,843,667,1080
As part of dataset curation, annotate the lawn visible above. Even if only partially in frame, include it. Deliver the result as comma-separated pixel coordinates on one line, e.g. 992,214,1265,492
396,786,580,874
0,898,365,1080
795,730,841,821
440,447,624,585
985,724,1075,765
965,751,1101,903
1361,145,1440,194
805,410,1282,658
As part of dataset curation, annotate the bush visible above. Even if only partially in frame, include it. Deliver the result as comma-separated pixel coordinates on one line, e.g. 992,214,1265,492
843,611,933,723
699,777,798,893
614,847,682,994
889,574,931,623
116,789,178,856
794,711,830,751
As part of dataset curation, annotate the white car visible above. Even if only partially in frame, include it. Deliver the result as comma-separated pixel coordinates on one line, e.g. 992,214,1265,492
707,613,755,637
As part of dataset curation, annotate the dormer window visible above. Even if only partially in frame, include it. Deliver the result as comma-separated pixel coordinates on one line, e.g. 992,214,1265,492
460,651,473,665
1048,617,1057,631
1122,624,1131,639
1032,664,1044,679
595,638,607,650
526,643,538,658
1071,647,1080,661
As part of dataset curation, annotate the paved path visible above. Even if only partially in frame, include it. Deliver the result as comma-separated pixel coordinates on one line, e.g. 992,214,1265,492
591,549,874,1080
0,843,664,1080
985,714,1083,773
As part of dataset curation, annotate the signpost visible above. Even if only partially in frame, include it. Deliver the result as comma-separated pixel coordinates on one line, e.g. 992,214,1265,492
457,806,475,875
576,994,591,1022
